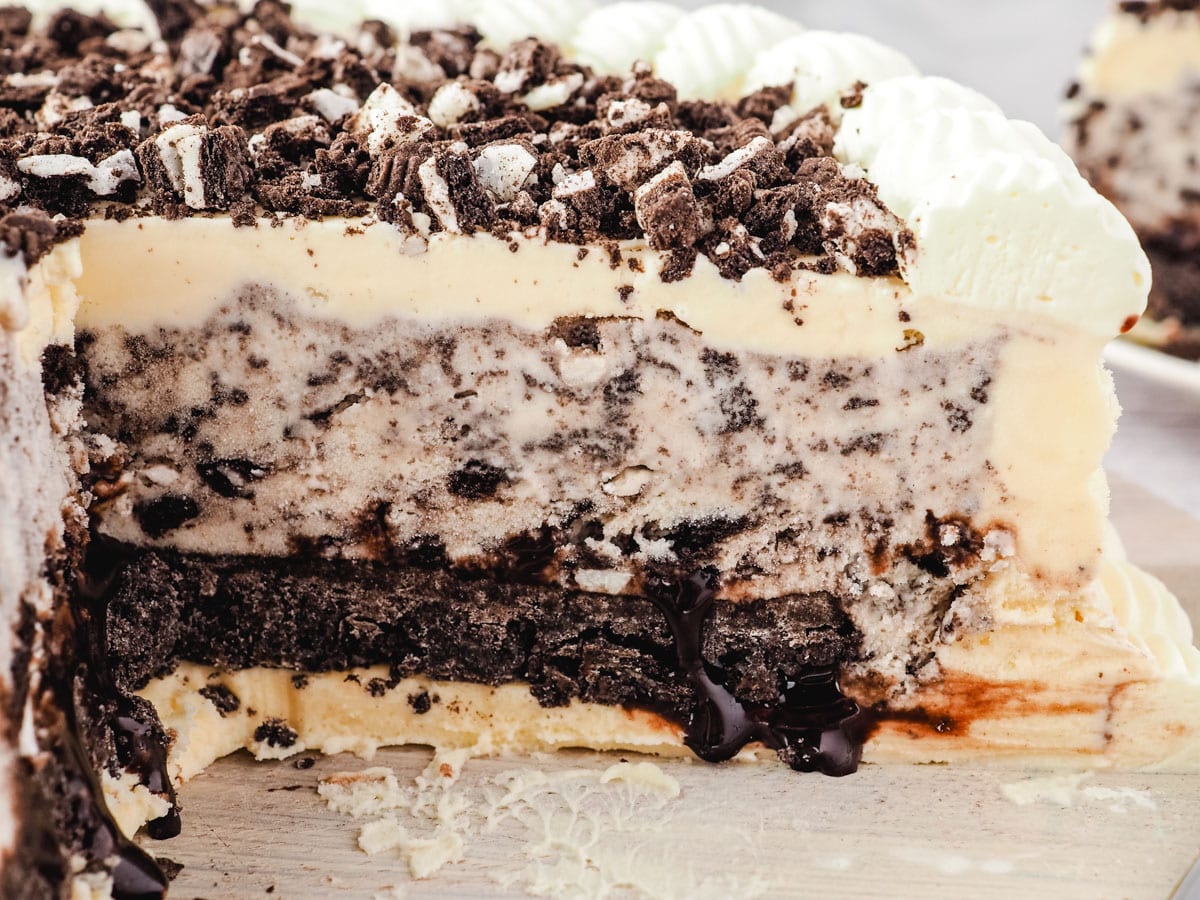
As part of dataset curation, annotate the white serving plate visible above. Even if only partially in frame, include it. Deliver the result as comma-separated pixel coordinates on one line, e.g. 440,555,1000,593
1106,339,1200,397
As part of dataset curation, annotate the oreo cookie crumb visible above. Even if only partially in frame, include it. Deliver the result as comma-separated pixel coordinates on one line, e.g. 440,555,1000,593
253,719,298,749
447,459,509,499
198,684,240,717
132,495,200,538
156,858,184,881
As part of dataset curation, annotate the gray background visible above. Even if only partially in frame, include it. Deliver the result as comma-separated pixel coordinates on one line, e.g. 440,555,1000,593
669,0,1106,133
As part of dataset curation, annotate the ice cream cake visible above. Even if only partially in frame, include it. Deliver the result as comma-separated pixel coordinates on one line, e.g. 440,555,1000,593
0,1,1198,898
1066,0,1200,359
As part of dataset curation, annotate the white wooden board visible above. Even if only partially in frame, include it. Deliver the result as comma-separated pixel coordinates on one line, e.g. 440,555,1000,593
139,478,1200,899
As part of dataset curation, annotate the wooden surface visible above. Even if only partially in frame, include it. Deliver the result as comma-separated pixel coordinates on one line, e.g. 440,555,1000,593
154,749,1200,900
140,466,1200,900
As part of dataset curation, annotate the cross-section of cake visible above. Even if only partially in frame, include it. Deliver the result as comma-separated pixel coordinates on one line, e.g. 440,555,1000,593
1066,0,1200,359
2,2,1199,897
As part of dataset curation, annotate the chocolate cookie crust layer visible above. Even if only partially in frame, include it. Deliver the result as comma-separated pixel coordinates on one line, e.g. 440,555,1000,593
101,543,862,762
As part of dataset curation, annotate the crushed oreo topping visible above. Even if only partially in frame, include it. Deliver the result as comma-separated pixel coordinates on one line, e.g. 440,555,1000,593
0,3,911,283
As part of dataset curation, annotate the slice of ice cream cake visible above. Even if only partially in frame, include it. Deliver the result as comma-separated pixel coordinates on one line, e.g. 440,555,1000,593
0,2,1197,897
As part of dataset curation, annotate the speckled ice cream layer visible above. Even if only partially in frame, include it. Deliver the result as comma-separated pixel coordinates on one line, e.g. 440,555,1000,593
1066,75,1200,343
